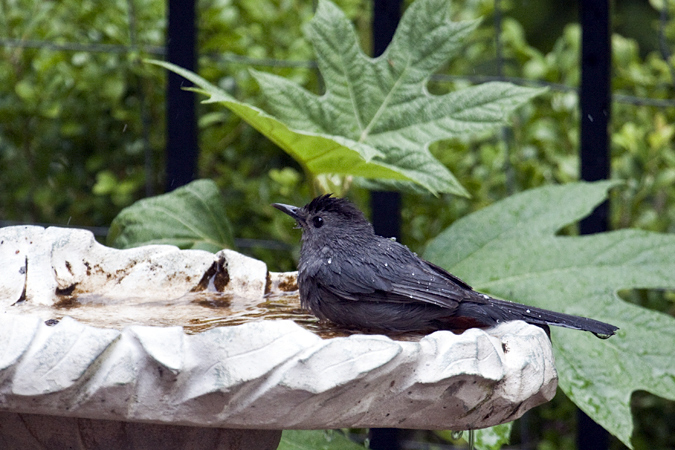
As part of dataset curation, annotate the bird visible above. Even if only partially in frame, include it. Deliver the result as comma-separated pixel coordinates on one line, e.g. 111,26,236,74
273,194,618,338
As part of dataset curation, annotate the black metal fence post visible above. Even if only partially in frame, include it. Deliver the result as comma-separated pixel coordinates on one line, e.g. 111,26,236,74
165,0,198,192
369,0,403,243
578,0,611,448
369,0,403,449
579,0,611,234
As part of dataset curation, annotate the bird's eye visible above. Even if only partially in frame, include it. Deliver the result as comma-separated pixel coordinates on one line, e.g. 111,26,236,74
312,216,324,228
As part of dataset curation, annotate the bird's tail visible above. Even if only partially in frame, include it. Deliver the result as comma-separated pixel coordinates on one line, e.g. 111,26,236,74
458,297,619,339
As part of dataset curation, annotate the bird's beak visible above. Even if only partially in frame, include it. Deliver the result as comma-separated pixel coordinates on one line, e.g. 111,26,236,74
272,203,301,221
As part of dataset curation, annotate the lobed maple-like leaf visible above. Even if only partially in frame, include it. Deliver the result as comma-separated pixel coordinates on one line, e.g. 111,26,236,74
108,179,234,252
151,0,543,196
425,181,675,448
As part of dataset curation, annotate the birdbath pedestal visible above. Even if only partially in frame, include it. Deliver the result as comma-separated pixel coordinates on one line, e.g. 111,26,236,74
0,226,558,449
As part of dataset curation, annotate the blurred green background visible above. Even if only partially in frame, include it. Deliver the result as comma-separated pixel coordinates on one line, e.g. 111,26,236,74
1,0,674,448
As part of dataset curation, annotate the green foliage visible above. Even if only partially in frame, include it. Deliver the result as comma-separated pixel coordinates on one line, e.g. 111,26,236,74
108,179,234,252
436,425,511,450
0,0,166,228
425,181,675,448
277,430,366,450
473,423,512,450
156,0,543,196
401,12,675,250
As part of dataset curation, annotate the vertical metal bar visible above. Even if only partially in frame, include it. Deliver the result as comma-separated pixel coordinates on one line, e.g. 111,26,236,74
369,0,402,449
165,0,198,192
578,0,611,448
579,0,611,235
370,0,403,243
372,0,402,57
370,191,401,239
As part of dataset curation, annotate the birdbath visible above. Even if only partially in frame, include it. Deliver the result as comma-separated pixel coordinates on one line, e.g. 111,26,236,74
0,226,557,449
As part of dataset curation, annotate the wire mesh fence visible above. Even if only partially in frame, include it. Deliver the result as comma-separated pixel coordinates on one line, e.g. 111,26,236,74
1,0,674,247
1,35,673,108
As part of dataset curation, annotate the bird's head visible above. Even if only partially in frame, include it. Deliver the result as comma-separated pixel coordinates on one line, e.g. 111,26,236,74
272,194,373,242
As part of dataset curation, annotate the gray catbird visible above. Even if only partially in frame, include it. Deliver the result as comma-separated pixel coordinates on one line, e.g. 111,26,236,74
273,194,618,338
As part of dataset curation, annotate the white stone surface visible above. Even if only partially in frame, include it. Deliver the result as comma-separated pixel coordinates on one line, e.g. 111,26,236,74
0,226,267,309
0,314,555,430
0,226,558,430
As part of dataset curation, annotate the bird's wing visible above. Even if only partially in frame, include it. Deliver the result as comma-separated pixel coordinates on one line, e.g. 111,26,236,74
315,237,484,310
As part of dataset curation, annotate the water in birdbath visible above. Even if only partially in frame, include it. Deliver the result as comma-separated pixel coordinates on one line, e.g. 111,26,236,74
11,287,431,341
9,270,396,339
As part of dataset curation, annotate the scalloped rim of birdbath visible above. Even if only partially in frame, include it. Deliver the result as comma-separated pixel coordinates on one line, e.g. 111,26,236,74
0,225,557,430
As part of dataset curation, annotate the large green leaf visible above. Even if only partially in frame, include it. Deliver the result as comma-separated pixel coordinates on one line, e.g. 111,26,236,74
436,425,511,450
424,181,675,448
151,0,543,196
473,423,512,450
107,179,234,253
277,430,365,450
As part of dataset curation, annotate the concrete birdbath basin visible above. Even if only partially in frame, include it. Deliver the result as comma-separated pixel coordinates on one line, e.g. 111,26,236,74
0,226,557,449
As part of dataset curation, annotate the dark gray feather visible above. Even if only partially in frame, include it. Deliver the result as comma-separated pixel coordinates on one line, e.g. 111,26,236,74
273,195,619,338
